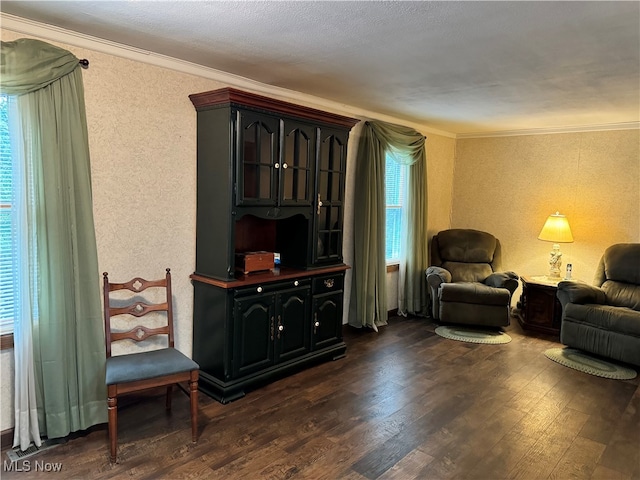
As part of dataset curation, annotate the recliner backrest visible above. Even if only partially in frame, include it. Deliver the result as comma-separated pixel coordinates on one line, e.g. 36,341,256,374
594,243,640,311
431,229,501,283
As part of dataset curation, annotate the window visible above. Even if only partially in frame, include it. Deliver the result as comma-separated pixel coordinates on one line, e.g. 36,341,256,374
0,94,15,335
385,152,407,263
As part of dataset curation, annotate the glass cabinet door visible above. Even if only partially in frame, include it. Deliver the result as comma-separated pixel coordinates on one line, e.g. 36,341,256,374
314,128,348,264
280,119,316,206
235,110,279,206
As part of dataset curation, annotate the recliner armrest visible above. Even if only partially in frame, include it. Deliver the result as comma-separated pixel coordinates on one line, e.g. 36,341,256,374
556,281,605,308
484,271,519,295
425,266,452,320
426,266,452,289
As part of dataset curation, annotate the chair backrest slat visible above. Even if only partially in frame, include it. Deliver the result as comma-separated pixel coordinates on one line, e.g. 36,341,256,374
103,268,175,358
108,277,167,293
111,325,171,343
108,301,168,318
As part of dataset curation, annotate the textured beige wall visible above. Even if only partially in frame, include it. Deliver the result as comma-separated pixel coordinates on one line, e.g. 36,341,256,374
342,122,362,317
427,133,457,238
452,130,640,300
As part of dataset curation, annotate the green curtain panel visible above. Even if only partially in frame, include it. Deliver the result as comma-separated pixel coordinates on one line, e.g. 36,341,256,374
399,145,428,316
349,120,428,330
349,123,388,330
1,38,106,445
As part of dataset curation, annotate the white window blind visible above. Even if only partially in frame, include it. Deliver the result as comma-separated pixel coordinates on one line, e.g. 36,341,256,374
385,153,407,263
0,94,15,335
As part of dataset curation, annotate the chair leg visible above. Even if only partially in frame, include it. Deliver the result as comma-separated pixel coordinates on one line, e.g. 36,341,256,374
107,391,118,463
166,385,173,410
189,371,198,443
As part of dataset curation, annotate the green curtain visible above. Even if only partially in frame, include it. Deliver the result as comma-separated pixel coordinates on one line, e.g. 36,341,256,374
349,120,428,329
349,123,388,330
1,38,106,444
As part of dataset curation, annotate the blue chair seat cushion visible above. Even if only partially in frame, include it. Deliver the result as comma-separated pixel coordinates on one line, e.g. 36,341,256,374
106,347,199,385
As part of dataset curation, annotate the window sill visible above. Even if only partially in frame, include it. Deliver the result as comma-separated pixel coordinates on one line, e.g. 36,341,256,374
386,263,399,273
1,334,13,350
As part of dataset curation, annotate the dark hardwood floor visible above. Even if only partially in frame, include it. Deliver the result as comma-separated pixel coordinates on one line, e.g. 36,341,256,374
3,315,639,479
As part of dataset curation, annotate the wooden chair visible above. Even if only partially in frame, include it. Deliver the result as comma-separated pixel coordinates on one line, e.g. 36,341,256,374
103,268,199,463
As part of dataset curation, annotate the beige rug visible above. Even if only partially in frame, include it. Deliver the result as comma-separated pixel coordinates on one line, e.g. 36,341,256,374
545,347,637,380
435,325,512,344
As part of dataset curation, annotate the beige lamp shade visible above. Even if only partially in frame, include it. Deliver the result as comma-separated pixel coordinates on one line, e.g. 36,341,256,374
538,212,574,243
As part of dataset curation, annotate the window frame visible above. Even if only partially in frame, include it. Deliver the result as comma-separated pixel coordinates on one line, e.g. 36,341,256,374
0,93,15,347
384,151,407,265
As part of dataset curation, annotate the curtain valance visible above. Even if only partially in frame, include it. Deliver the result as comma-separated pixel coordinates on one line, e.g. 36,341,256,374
366,120,426,166
1,38,80,95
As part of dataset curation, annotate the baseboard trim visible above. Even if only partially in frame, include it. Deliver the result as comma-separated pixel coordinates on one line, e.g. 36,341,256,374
1,428,14,450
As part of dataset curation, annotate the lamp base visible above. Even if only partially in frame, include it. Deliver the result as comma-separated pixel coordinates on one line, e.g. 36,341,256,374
547,243,563,279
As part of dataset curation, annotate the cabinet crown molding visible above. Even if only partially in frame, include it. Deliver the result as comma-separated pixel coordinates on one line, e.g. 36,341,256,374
189,87,360,129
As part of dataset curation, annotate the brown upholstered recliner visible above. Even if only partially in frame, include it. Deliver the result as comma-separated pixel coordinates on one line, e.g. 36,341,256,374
426,229,519,327
557,243,640,367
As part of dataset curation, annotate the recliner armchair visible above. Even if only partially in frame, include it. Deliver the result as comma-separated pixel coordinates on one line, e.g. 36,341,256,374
557,243,640,367
426,229,519,327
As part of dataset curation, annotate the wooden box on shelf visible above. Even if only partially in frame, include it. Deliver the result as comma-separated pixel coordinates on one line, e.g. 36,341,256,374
235,251,274,275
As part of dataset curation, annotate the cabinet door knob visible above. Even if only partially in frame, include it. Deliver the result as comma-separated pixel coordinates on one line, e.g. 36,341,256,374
324,278,334,288
274,163,280,169
294,280,299,286
314,321,320,327
278,325,284,331
282,163,288,169
256,286,263,293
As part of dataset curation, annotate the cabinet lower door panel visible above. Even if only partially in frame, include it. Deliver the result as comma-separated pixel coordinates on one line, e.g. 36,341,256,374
233,295,275,377
276,288,311,362
312,292,343,350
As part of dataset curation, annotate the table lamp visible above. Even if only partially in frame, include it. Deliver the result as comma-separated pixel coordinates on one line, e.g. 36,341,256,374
538,211,573,279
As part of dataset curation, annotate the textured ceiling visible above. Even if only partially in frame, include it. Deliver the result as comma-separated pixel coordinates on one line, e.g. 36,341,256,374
2,1,639,134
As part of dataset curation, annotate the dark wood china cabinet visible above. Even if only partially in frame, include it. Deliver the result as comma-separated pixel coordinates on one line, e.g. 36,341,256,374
189,88,358,403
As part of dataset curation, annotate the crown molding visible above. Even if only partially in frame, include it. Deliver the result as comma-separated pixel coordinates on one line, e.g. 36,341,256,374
0,13,456,139
456,122,640,139
5,13,634,140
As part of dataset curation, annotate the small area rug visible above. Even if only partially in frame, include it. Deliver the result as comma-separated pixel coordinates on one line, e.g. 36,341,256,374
544,347,637,380
434,326,512,344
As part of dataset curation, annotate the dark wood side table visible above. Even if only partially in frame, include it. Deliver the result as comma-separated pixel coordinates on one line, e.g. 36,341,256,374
516,275,564,336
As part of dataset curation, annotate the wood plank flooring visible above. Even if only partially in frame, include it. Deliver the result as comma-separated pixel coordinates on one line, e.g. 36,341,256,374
2,315,639,479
